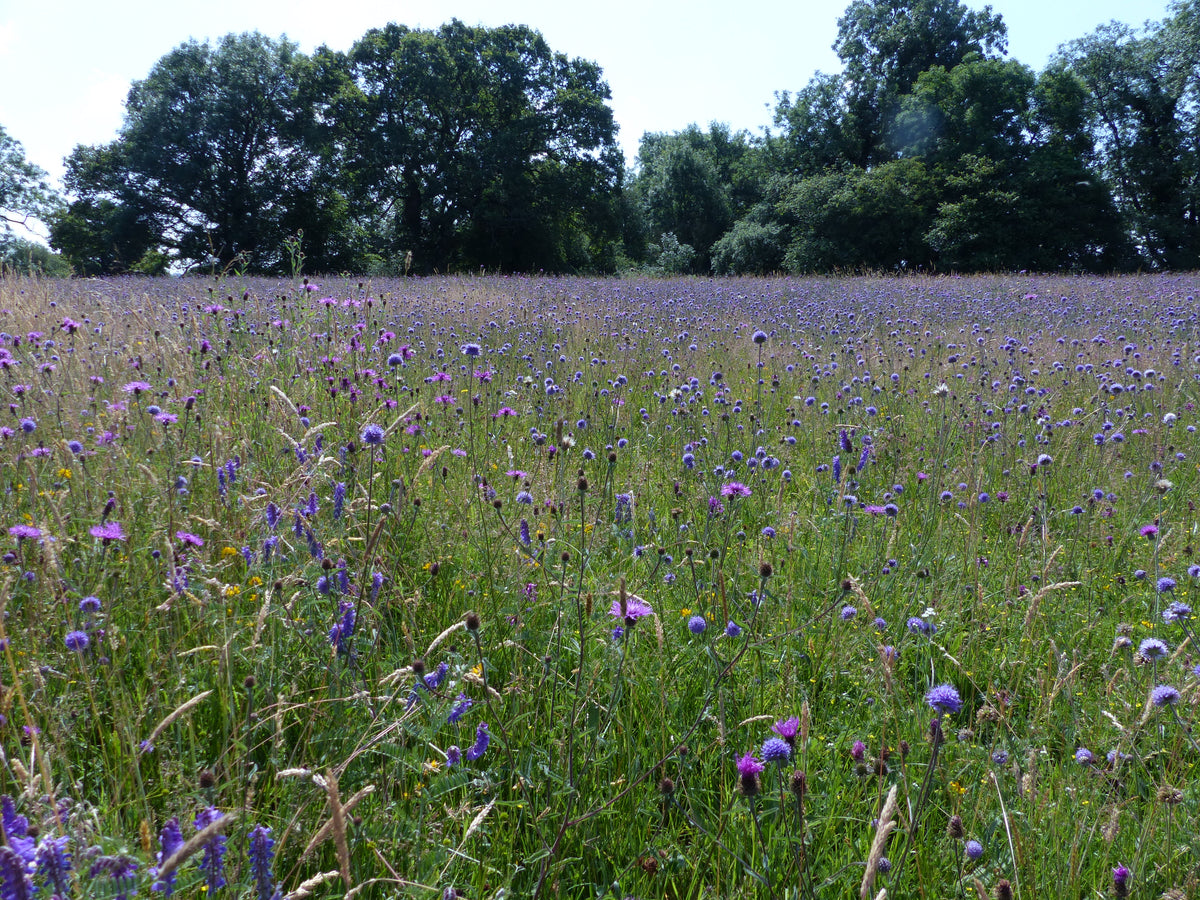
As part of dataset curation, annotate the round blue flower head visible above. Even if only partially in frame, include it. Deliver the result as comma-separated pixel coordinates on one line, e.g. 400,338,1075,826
1139,638,1169,661
925,683,962,714
1151,684,1180,707
65,630,90,652
965,840,983,860
360,423,385,446
687,615,707,635
761,737,792,763
1163,601,1192,624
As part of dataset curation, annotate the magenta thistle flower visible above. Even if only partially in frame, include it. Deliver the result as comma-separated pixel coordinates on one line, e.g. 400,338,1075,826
175,531,204,547
90,521,126,542
772,716,800,745
736,752,764,796
736,752,764,776
609,595,653,626
720,481,752,498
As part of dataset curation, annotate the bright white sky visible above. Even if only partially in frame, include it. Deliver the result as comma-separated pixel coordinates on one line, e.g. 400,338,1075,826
0,0,1171,191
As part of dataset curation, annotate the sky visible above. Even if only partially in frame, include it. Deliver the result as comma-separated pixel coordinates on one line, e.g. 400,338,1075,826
0,0,1172,193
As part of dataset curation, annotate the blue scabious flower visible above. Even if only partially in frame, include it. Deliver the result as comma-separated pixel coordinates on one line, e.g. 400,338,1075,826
925,683,962,714
65,630,89,652
153,817,184,896
247,825,279,900
1157,576,1176,593
194,807,227,894
907,616,936,636
1151,684,1180,707
1075,747,1094,766
687,615,707,634
724,621,742,638
465,722,491,761
1139,638,1169,661
761,737,791,763
1163,601,1192,624
360,423,385,446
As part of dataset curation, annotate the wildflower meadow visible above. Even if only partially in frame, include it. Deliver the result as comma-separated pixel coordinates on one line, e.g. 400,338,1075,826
1,272,1198,899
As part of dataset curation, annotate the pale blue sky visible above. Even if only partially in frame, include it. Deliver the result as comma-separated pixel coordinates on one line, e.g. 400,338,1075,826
0,0,1170,190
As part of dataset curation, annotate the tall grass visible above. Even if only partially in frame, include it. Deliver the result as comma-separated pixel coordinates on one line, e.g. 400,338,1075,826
0,272,1197,899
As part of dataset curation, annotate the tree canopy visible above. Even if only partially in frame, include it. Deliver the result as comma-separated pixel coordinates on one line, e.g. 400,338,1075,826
35,0,1200,275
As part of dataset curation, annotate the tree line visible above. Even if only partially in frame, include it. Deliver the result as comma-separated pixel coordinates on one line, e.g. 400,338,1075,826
2,0,1198,276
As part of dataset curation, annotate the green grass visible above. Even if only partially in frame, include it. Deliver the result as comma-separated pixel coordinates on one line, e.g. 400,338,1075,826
0,272,1197,899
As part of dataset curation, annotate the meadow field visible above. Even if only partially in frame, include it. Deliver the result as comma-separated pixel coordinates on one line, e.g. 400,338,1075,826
0,272,1197,899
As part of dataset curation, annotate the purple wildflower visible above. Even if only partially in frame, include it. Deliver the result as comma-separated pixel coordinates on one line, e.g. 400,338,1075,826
1150,684,1180,707
448,693,474,724
772,716,800,745
761,737,791,763
64,631,89,652
925,683,962,714
176,531,204,547
153,817,185,896
246,826,277,900
89,521,126,542
465,722,490,761
194,807,227,893
1,845,33,900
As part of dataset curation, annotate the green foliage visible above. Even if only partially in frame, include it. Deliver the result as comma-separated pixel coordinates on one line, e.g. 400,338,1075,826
0,234,73,276
1056,12,1200,268
330,20,622,274
645,231,697,274
629,124,767,270
833,0,1008,164
0,123,60,233
776,160,936,272
709,217,785,275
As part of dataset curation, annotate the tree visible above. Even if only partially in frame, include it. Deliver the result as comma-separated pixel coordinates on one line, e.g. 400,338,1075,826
833,0,1008,165
775,160,936,271
629,124,765,271
772,73,860,177
329,21,622,273
1,124,59,236
1058,11,1200,267
57,33,350,273
892,59,1131,270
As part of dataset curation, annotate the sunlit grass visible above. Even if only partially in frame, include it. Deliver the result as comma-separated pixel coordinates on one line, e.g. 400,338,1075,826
0,272,1197,899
